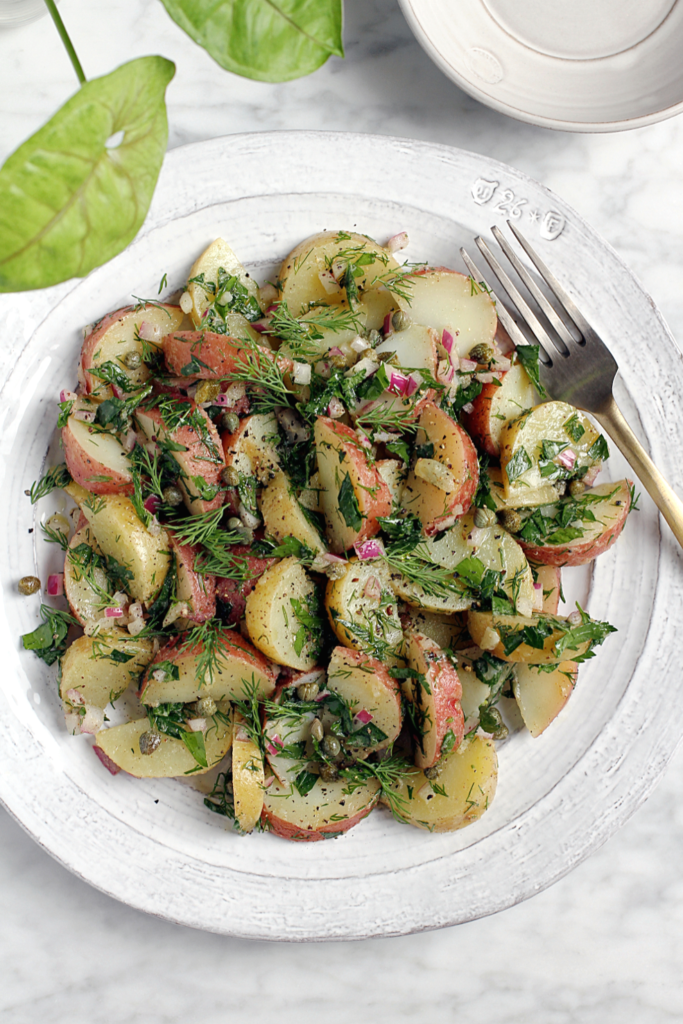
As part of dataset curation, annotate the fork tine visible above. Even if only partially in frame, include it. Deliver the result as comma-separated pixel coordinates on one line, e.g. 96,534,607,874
459,247,548,361
474,235,567,359
506,220,593,340
490,225,579,347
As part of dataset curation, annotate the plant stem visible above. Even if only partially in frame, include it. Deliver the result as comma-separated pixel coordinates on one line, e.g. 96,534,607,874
43,0,86,85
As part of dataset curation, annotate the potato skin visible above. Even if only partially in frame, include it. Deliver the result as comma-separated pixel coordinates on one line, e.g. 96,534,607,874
403,630,464,769
163,331,274,379
262,775,380,842
94,717,232,778
62,417,134,495
81,304,183,396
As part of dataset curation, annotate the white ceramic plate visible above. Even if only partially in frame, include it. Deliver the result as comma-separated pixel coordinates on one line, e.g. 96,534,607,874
1,132,682,941
399,0,683,132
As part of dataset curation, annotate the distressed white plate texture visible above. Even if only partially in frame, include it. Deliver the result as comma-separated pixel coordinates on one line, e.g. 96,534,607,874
1,132,682,941
400,0,683,131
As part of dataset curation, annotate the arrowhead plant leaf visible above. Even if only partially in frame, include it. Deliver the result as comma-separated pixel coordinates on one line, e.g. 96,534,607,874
0,56,175,292
159,0,343,82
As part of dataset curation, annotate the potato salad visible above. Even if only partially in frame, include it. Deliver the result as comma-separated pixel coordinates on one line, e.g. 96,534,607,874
22,230,631,840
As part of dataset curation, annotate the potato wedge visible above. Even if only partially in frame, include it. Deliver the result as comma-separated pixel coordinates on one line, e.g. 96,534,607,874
60,629,154,709
499,401,606,507
533,564,562,614
139,629,276,705
80,303,184,397
186,238,261,328
517,479,632,567
326,646,402,754
403,609,470,651
63,521,112,626
162,330,269,378
462,360,538,457
374,323,439,375
79,493,171,606
314,416,391,553
245,557,322,670
262,773,380,841
513,662,578,737
394,268,497,358
403,630,464,769
62,415,134,495
232,711,265,833
260,471,326,554
400,402,479,534
467,609,601,664
278,231,398,316
383,734,497,832
169,533,216,626
325,558,403,661
222,412,281,485
94,716,232,778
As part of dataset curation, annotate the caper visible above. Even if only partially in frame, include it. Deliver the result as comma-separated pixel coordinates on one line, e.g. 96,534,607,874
220,466,240,486
195,696,217,717
365,328,381,348
468,343,494,364
321,734,341,758
481,707,508,740
297,682,319,702
235,526,254,544
498,509,522,533
569,479,586,497
139,731,161,755
474,507,497,528
310,718,324,743
195,380,221,405
219,411,240,434
319,763,339,782
18,575,40,596
227,517,243,531
123,351,141,370
423,764,441,780
329,349,347,368
162,485,184,507
391,310,411,332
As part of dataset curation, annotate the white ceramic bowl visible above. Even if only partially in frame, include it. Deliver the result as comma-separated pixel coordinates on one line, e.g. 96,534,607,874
399,0,683,131
1,132,682,940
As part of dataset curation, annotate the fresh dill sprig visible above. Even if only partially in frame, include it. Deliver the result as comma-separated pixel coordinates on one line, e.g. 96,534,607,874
227,338,294,414
339,754,414,823
232,676,266,756
28,464,71,504
383,547,464,601
374,263,425,304
267,301,364,360
355,401,418,436
40,521,70,550
177,620,230,689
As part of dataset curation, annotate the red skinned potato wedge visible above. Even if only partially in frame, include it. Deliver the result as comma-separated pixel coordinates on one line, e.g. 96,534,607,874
467,610,597,664
513,662,578,737
403,630,464,770
169,534,216,626
135,403,225,515
461,360,538,458
314,416,392,553
81,304,184,396
222,412,281,485
63,522,112,626
326,647,402,754
215,545,277,624
518,480,633,567
262,774,380,842
62,415,134,495
382,734,497,832
162,331,276,379
533,565,562,615
400,402,479,534
139,629,276,705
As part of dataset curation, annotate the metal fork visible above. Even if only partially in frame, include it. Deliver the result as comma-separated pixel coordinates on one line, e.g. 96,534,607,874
460,221,683,548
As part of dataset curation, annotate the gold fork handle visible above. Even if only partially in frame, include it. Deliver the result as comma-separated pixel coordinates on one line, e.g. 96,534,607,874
596,396,683,549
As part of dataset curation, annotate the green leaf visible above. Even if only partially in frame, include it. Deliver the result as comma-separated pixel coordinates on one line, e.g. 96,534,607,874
514,344,548,399
182,729,208,769
159,0,343,83
0,57,175,292
338,473,362,531
505,446,532,484
293,769,319,797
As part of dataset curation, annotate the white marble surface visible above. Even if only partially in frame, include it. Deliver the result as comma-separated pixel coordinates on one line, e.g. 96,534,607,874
1,0,683,1019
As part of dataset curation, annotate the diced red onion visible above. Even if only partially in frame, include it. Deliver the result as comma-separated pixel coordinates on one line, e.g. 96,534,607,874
265,735,284,756
127,618,146,636
492,356,511,373
250,319,268,334
80,706,104,735
568,610,582,625
64,712,81,735
328,396,345,418
363,575,382,600
386,231,409,253
476,372,495,384
105,607,124,618
437,359,454,384
292,362,312,386
144,494,160,515
318,269,341,294
354,538,385,560
186,718,207,733
388,371,411,396
460,358,478,373
138,321,162,343
264,774,275,789
73,409,96,423
60,389,77,403
222,382,247,407
441,329,454,353
147,517,161,538
461,402,475,415
213,393,230,407
534,582,543,591
111,384,124,400
383,313,393,336
93,745,121,775
557,449,577,469
405,375,418,397
65,688,84,705
47,573,64,596
328,346,344,359
350,336,370,354
356,709,374,724
123,428,137,453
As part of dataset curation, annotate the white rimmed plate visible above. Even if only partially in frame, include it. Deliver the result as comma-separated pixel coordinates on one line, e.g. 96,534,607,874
399,0,683,132
1,131,682,941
